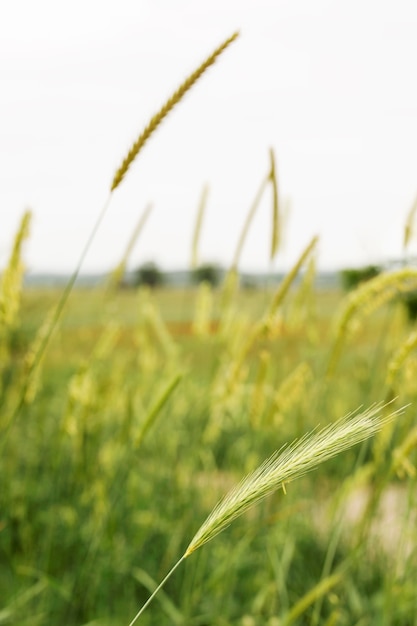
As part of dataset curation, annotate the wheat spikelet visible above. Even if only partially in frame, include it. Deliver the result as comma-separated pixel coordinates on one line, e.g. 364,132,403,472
328,268,417,375
111,32,239,191
185,403,403,556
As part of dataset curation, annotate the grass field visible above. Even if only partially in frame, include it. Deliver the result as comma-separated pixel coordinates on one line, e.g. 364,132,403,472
1,270,417,626
2,32,417,626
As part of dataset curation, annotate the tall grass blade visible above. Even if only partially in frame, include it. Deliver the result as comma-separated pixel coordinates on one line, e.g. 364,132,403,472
267,235,318,320
135,373,182,448
269,147,280,260
281,572,342,625
231,173,269,271
191,184,209,269
109,203,153,288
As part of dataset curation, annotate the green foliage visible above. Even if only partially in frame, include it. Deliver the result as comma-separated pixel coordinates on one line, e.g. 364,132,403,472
1,272,417,626
339,265,381,291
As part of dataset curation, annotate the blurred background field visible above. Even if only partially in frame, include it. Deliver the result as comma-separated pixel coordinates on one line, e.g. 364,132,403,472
2,254,417,625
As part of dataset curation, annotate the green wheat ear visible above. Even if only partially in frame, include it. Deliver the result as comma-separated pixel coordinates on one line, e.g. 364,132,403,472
127,401,405,625
111,32,239,192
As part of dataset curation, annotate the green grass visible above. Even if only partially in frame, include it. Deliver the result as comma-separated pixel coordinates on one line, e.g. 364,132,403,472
1,280,416,625
2,30,417,625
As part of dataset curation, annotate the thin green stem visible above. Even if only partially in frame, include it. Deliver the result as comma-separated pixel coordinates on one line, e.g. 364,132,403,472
1,193,113,445
128,556,186,626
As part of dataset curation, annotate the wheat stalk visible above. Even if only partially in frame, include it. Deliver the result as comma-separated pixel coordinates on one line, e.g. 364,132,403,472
2,34,238,445
127,402,404,625
111,32,239,191
328,268,417,375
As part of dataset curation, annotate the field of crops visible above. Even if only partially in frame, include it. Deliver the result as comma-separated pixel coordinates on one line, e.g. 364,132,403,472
2,32,417,626
1,237,417,625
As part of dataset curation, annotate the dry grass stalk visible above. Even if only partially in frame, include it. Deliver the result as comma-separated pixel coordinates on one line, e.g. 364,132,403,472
111,32,239,191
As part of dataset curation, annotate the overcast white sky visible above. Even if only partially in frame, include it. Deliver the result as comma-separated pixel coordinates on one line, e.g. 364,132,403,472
1,0,417,274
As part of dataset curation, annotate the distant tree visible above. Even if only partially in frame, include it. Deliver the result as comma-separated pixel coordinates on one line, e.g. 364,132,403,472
133,262,164,288
339,265,381,291
192,263,222,287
